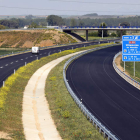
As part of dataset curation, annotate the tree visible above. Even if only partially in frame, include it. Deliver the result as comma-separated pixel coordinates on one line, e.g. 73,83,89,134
79,20,84,26
116,30,126,37
0,24,6,29
25,15,35,20
28,22,38,28
120,22,130,27
46,15,64,26
116,22,129,37
70,19,76,26
98,22,108,37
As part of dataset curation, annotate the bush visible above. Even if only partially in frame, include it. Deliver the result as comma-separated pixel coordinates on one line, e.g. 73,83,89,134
110,32,117,37
88,32,98,37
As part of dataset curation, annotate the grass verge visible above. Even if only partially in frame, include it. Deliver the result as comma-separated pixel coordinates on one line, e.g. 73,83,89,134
0,42,114,139
121,61,140,83
45,59,105,140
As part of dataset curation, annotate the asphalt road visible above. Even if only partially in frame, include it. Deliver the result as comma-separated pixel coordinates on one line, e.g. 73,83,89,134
0,39,119,88
66,45,140,140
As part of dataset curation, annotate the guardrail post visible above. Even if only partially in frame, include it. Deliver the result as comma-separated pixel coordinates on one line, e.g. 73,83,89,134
99,128,101,133
25,62,26,66
60,50,61,53
37,57,38,60
103,132,106,138
3,81,4,87
14,69,15,75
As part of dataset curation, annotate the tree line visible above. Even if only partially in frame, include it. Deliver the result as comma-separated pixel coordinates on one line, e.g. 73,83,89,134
0,15,139,37
0,15,140,29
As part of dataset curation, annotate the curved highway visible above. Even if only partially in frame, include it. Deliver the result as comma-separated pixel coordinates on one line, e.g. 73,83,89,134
66,45,140,140
0,40,119,88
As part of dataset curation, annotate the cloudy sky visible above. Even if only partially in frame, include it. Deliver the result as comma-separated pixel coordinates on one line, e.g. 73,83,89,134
0,0,140,15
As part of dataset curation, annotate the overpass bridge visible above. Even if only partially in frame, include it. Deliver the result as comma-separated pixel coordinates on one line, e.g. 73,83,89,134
55,26,140,41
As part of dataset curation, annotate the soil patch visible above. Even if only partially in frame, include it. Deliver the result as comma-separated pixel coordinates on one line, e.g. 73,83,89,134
0,131,12,139
22,41,34,48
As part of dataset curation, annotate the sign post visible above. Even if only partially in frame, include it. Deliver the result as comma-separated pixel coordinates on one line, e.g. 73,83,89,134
122,35,140,76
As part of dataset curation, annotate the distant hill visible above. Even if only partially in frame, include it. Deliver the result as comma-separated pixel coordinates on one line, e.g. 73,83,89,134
83,13,98,17
0,29,76,48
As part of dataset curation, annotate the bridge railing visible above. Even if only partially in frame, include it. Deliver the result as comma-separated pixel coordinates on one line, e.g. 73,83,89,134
55,26,140,29
63,44,120,140
113,52,140,90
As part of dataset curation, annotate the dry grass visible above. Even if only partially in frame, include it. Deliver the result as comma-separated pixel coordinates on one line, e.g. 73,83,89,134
0,30,77,48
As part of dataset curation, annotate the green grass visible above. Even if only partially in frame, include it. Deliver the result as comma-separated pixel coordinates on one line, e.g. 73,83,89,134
81,36,119,41
0,50,23,56
0,42,114,139
121,61,140,83
45,59,105,140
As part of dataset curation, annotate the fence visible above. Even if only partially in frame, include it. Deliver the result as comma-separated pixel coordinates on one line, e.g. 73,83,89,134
63,44,120,140
113,52,140,90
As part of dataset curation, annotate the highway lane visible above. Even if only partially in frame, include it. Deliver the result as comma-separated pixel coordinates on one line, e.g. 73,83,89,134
0,39,119,87
66,45,140,140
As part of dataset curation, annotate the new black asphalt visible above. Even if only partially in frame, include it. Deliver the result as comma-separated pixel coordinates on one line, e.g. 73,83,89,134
0,39,118,87
66,45,140,140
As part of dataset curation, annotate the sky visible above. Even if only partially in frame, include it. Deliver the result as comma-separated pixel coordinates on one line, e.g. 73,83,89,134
0,0,140,15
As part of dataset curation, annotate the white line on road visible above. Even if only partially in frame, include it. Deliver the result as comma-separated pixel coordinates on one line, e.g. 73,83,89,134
11,62,13,64
5,64,8,66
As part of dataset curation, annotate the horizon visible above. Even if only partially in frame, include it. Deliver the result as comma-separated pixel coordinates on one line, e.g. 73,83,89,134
0,0,140,15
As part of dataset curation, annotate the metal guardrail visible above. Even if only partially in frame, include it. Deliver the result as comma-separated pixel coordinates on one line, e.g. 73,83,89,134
0,39,120,58
55,26,140,29
0,41,87,58
63,44,121,140
113,52,140,90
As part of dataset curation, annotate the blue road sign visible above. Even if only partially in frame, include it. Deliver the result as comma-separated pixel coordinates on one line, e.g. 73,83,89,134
122,35,140,61
122,54,140,61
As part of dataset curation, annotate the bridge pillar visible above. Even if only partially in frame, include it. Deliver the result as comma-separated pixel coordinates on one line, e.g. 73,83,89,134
86,30,88,42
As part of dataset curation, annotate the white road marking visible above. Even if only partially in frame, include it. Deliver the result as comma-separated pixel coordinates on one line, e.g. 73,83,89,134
48,51,51,55
0,67,3,68
11,62,13,64
30,56,33,57
16,61,18,62
21,59,23,60
5,64,8,66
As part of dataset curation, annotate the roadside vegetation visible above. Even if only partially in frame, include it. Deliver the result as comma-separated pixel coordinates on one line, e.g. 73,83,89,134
0,42,114,139
121,61,140,83
0,48,25,56
45,59,105,140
